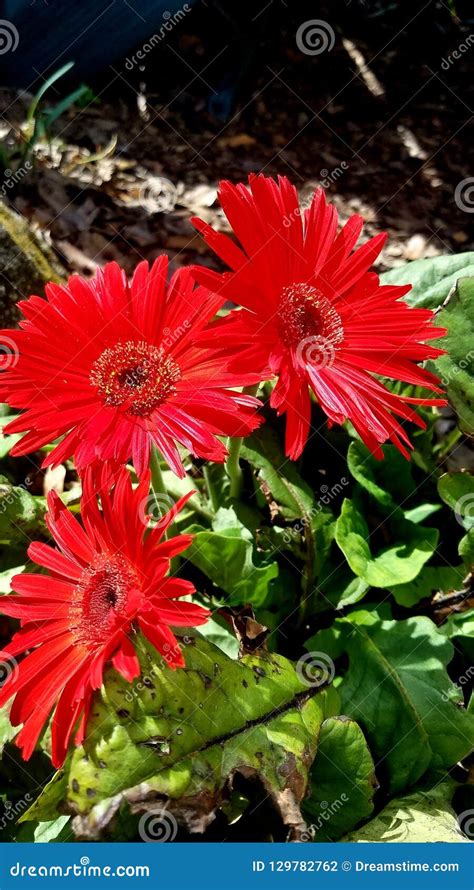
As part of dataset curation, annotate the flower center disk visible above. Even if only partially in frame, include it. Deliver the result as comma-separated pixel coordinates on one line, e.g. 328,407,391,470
70,555,139,646
90,340,181,416
277,283,344,365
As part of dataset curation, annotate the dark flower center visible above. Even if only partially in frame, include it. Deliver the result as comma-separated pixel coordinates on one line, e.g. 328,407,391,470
90,340,181,416
277,283,344,366
70,555,139,646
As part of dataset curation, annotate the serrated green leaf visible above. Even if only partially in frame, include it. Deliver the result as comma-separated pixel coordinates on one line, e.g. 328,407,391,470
303,716,377,840
307,613,474,793
381,252,474,308
342,779,469,842
335,498,438,587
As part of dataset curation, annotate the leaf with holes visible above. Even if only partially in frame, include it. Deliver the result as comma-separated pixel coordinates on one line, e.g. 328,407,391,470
23,631,336,840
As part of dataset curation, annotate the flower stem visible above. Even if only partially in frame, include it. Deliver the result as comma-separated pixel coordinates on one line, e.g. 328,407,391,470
225,384,260,500
150,445,167,496
203,465,220,513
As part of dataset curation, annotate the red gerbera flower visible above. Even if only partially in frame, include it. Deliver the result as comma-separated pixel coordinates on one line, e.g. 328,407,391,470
191,174,446,460
0,259,262,479
0,469,209,768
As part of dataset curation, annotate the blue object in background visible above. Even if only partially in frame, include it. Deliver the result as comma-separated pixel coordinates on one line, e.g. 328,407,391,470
1,0,197,88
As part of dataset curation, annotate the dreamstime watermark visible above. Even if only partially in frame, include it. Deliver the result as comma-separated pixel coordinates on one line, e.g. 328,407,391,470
458,808,474,839
1,162,33,198
301,794,349,841
295,335,337,370
124,635,193,701
440,350,474,386
138,809,178,842
296,651,335,688
282,164,349,229
162,320,191,350
453,494,474,529
0,334,19,370
0,20,19,54
139,176,177,213
0,477,34,516
125,5,191,70
442,665,474,703
0,655,19,688
0,794,33,833
296,20,335,56
138,491,177,528
282,478,349,545
441,34,474,70
454,177,474,213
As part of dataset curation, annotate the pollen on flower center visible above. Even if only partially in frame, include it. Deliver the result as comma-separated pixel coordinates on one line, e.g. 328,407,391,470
70,555,139,646
277,283,344,354
90,340,181,416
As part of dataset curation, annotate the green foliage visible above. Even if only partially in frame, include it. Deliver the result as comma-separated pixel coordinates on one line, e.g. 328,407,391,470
1,251,474,843
335,498,438,587
307,613,474,794
381,252,474,308
24,632,333,838
342,780,469,842
0,480,47,545
430,277,474,435
303,716,377,840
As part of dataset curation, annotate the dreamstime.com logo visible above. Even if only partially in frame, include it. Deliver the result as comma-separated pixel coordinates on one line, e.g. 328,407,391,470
301,794,349,841
296,652,335,688
139,176,177,213
0,20,19,54
282,478,349,545
454,493,474,529
0,334,19,369
296,20,335,56
454,177,474,213
9,858,150,878
1,161,33,197
138,491,177,527
125,5,191,70
139,809,178,842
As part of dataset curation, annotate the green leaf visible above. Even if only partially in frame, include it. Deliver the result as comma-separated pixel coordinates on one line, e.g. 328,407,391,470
303,717,377,840
0,704,17,754
438,472,474,529
185,522,279,607
0,565,25,595
347,441,415,509
307,613,474,793
0,416,23,459
240,426,314,519
335,498,438,587
34,816,72,843
0,481,47,545
27,632,334,839
390,564,466,608
430,277,474,435
342,779,469,842
459,529,474,569
380,252,474,309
